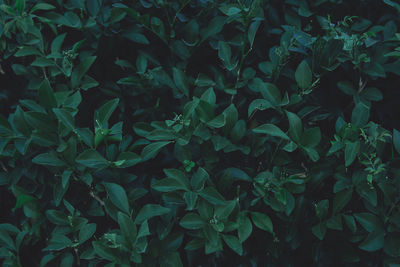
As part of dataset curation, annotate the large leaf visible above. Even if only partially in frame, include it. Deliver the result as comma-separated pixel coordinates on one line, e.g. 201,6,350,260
286,111,303,142
180,213,204,229
141,141,172,161
95,98,119,127
76,149,109,169
134,204,170,224
103,182,130,214
71,56,97,88
253,123,290,140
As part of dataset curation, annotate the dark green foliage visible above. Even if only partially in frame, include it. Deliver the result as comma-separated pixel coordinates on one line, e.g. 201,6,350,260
1,0,400,266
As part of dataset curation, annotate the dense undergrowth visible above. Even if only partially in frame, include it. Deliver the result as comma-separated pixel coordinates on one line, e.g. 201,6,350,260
1,0,400,266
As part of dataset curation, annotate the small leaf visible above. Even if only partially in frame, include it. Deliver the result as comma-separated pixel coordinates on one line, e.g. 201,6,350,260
251,212,273,233
295,60,312,90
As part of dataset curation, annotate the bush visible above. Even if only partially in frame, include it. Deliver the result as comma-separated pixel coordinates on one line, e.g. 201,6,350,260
1,0,400,266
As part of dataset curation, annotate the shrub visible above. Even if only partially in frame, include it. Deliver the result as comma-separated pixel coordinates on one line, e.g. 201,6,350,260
1,0,400,266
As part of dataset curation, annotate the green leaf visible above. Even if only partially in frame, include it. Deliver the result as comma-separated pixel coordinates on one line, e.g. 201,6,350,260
351,102,370,127
123,32,149,44
393,129,400,154
51,33,67,55
295,60,312,90
345,140,360,167
53,108,75,131
141,141,172,161
222,234,243,255
92,241,118,262
43,234,72,251
95,98,119,127
337,81,356,96
230,120,246,142
79,223,96,244
115,152,141,168
207,114,226,128
32,152,66,167
173,67,189,97
199,187,226,205
71,56,97,88
183,191,198,211
134,204,170,224
180,213,204,229
76,149,109,169
15,0,26,13
286,111,303,142
163,169,190,190
46,210,69,225
117,212,137,247
248,20,261,48
31,3,55,13
13,193,36,210
152,178,188,192
248,99,273,117
311,222,326,240
191,167,209,191
354,213,383,232
201,16,226,42
251,212,273,233
0,229,15,251
384,236,400,257
214,200,236,220
300,127,321,147
332,188,353,214
14,46,41,57
249,78,281,106
253,123,290,140
103,182,130,214
315,199,329,219
237,214,252,242
343,215,357,233
38,79,57,109
218,41,234,70
359,230,384,252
